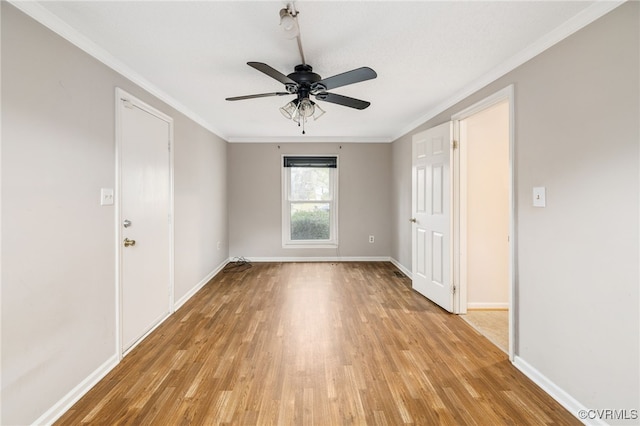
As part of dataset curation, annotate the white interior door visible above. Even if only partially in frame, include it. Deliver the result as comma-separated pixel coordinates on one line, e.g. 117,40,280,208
118,92,172,353
412,121,453,312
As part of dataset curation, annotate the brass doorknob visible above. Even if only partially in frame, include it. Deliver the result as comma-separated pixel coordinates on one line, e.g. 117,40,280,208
124,238,136,247
410,218,417,223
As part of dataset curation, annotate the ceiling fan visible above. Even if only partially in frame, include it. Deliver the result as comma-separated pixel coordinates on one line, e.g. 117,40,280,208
225,4,377,134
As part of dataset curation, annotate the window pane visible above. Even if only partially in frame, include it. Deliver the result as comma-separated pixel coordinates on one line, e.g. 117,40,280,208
290,203,330,240
290,167,331,201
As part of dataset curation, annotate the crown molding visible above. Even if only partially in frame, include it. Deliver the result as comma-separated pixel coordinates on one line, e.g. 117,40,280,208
9,0,228,140
227,136,392,144
392,0,626,141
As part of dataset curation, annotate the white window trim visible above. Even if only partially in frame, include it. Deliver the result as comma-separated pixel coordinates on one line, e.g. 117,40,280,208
282,155,339,249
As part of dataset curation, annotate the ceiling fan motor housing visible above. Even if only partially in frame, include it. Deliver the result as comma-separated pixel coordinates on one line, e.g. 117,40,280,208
288,64,325,99
288,64,322,84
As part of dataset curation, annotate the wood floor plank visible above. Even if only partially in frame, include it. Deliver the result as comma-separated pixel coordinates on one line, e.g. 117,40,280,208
55,262,580,425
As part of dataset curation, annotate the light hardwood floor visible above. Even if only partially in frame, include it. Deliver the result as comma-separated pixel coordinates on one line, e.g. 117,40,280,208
56,262,579,425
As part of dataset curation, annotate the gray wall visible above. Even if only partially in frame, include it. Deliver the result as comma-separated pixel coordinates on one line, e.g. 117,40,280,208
228,143,391,259
174,122,228,301
391,2,639,419
1,4,228,424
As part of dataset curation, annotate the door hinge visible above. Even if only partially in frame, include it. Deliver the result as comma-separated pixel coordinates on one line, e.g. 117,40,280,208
452,140,458,150
452,284,457,294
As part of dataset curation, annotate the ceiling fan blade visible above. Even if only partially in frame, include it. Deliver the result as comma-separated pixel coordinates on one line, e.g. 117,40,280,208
313,67,377,91
315,92,371,110
247,62,297,86
226,92,290,101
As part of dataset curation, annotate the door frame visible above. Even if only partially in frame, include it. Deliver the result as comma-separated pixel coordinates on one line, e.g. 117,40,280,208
451,85,515,360
115,88,175,359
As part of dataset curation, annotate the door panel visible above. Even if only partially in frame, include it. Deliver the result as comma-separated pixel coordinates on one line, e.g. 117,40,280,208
412,121,453,311
432,164,443,214
417,166,426,213
119,97,172,353
416,228,427,276
432,231,443,284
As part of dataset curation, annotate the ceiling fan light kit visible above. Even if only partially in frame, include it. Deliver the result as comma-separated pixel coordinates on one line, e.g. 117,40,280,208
226,3,377,135
280,99,326,122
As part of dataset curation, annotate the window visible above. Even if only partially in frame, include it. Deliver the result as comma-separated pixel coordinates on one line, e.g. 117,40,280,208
282,156,338,248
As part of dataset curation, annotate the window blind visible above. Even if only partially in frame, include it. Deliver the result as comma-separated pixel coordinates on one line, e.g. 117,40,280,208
283,156,337,168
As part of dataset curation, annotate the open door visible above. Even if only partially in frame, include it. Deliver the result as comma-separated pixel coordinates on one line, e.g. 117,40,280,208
411,121,454,312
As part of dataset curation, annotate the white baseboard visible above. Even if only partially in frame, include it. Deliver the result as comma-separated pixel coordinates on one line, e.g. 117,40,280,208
513,356,598,425
245,256,391,262
390,258,412,279
467,302,509,310
173,259,229,311
32,354,119,426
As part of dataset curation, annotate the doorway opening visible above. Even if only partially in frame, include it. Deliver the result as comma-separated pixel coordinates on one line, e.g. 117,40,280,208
452,86,514,358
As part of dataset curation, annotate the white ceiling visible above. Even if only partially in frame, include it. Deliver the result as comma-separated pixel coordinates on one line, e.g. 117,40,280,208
26,1,612,142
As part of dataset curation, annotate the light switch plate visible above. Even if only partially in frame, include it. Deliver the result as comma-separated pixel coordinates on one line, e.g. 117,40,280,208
101,188,114,206
533,187,546,207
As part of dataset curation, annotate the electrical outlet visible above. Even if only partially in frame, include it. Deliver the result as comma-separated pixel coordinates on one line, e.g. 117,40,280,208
369,235,375,243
